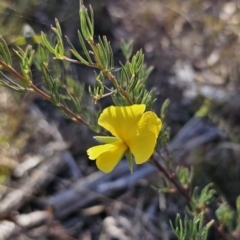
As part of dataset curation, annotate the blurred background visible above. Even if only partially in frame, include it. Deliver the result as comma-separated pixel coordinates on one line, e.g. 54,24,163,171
0,0,240,239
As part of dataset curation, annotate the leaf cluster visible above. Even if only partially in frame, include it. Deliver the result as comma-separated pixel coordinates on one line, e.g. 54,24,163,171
215,196,240,237
0,37,31,91
39,4,156,109
0,0,163,134
176,166,193,189
170,212,214,240
188,183,216,213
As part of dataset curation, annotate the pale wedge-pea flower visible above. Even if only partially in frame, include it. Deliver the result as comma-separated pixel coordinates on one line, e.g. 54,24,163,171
87,104,162,173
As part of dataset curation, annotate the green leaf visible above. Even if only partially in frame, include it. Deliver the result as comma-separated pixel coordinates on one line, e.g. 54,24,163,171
80,5,94,41
41,32,55,53
170,212,214,240
176,166,193,188
160,99,170,120
51,19,64,57
216,202,235,230
93,136,119,144
77,30,93,63
121,40,133,61
65,34,91,65
0,71,26,92
51,81,60,105
189,183,216,214
125,149,134,173
0,37,12,65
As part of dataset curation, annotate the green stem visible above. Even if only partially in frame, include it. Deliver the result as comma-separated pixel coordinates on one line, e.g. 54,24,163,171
87,40,133,105
63,54,133,104
62,56,97,68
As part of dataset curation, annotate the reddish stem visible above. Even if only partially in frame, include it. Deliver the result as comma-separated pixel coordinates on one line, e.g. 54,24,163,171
0,60,89,128
151,156,228,240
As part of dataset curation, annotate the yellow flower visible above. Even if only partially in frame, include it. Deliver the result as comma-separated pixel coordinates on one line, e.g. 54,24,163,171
87,104,162,173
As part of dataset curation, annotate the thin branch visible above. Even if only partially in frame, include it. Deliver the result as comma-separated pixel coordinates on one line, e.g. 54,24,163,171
62,56,97,68
88,40,133,105
150,155,228,240
63,55,133,105
0,60,90,128
105,70,133,105
151,156,190,201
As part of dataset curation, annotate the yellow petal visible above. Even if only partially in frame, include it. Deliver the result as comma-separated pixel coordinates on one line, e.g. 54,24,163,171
126,111,162,164
98,104,146,140
87,144,108,160
87,141,128,173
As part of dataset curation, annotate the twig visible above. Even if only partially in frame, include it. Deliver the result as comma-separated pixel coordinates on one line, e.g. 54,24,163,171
64,54,133,105
0,152,66,218
84,40,133,105
46,163,155,219
62,56,97,68
150,156,190,201
150,155,228,240
0,60,90,128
